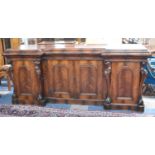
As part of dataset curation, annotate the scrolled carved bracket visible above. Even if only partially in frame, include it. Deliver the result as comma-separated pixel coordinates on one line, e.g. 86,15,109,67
104,61,112,104
137,61,148,110
33,59,43,103
33,60,41,76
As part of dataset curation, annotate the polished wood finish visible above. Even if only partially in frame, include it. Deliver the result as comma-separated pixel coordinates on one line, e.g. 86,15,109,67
4,43,151,111
111,62,140,103
0,39,4,66
43,60,74,99
10,38,21,49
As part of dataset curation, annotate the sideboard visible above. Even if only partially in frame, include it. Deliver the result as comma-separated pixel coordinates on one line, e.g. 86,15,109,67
4,43,151,111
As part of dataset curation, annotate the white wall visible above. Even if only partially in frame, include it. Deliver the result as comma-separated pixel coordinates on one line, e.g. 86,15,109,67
86,38,122,44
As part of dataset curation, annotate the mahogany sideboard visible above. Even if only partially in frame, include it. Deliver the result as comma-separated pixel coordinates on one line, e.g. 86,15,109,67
4,43,151,111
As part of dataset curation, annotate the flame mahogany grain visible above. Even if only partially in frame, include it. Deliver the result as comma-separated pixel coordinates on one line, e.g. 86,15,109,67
4,44,151,111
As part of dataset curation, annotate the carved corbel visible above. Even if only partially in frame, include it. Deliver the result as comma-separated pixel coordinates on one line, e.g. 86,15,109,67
137,61,148,110
34,60,41,77
104,61,112,104
33,60,43,102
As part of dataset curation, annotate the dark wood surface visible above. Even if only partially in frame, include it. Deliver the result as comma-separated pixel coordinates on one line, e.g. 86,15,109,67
4,43,151,111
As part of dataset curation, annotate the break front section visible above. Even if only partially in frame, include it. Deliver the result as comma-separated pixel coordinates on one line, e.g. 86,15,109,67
105,56,148,111
42,54,106,105
111,61,141,104
7,52,43,105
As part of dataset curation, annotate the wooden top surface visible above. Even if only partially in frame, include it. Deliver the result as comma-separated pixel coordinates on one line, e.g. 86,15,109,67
4,42,151,57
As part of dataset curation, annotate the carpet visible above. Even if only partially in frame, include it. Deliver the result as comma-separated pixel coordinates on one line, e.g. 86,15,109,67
0,104,154,117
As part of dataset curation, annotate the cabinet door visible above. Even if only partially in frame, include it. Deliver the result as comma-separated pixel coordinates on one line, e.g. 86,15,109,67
43,60,74,98
74,60,104,100
13,60,41,105
110,62,140,104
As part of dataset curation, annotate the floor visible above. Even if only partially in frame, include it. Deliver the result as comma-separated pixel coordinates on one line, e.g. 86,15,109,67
0,80,155,114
